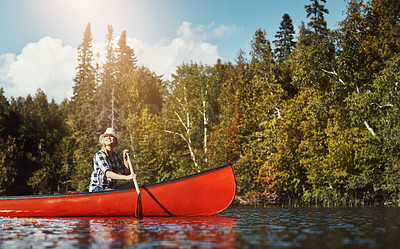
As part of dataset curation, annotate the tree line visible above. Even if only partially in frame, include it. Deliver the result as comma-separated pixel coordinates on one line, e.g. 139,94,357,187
1,0,400,206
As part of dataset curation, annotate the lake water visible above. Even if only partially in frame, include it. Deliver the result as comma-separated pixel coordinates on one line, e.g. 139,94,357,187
1,206,400,248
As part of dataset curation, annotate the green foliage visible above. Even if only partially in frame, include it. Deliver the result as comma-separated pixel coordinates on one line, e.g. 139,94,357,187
305,0,329,40
274,13,296,62
2,0,400,206
0,138,18,195
0,90,19,193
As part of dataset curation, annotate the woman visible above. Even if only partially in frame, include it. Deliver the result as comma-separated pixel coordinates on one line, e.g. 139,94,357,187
89,127,135,192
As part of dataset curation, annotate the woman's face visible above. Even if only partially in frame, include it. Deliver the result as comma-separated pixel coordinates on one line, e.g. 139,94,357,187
103,134,116,146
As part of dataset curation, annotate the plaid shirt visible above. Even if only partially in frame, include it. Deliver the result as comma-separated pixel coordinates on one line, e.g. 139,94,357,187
89,150,125,192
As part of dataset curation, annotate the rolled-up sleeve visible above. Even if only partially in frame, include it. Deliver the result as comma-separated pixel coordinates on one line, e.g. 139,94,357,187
94,152,111,173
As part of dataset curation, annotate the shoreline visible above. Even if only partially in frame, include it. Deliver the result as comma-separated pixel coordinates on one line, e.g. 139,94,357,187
233,192,280,206
233,193,400,207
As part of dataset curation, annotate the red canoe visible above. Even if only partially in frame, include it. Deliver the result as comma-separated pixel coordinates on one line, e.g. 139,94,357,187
0,164,236,217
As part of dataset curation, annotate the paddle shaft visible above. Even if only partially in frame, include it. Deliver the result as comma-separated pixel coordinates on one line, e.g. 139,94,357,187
127,154,140,195
126,153,143,218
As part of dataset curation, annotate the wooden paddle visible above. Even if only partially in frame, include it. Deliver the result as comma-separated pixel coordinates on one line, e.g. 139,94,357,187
127,153,143,218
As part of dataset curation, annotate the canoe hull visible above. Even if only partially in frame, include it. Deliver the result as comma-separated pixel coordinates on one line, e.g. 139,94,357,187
0,164,236,217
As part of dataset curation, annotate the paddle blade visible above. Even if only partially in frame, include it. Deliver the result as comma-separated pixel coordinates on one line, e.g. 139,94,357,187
135,192,143,218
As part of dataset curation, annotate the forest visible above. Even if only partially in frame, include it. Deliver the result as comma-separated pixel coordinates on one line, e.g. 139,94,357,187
1,0,400,206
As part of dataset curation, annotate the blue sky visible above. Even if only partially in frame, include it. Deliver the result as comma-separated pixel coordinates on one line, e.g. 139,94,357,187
0,0,348,102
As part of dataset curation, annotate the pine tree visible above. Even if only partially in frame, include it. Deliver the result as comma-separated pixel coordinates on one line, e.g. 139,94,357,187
69,23,98,191
248,29,279,129
305,0,330,41
72,23,96,111
114,31,138,127
98,25,117,129
116,31,137,78
273,13,296,62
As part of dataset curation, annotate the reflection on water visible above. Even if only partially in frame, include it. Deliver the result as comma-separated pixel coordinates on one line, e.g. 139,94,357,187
138,217,236,248
0,216,236,248
1,207,400,248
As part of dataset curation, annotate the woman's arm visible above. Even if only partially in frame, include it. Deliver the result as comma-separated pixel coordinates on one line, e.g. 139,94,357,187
106,170,135,180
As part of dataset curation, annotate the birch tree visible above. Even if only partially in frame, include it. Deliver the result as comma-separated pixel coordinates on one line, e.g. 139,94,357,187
164,63,221,170
165,64,199,169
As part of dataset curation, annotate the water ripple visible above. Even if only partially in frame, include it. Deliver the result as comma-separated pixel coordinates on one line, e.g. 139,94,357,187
1,207,400,248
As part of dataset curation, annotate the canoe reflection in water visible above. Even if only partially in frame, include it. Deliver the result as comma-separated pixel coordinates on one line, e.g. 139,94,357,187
85,216,236,248
0,216,236,248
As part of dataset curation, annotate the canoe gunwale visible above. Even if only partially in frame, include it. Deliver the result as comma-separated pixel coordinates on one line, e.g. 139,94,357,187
0,163,233,200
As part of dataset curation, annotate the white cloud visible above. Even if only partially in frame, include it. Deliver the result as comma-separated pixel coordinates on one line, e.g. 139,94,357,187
176,21,239,41
0,22,235,102
211,23,239,39
130,21,233,79
0,53,16,89
128,36,219,79
1,36,76,102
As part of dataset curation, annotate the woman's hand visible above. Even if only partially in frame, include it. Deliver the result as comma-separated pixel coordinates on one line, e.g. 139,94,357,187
123,149,130,161
124,173,136,181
